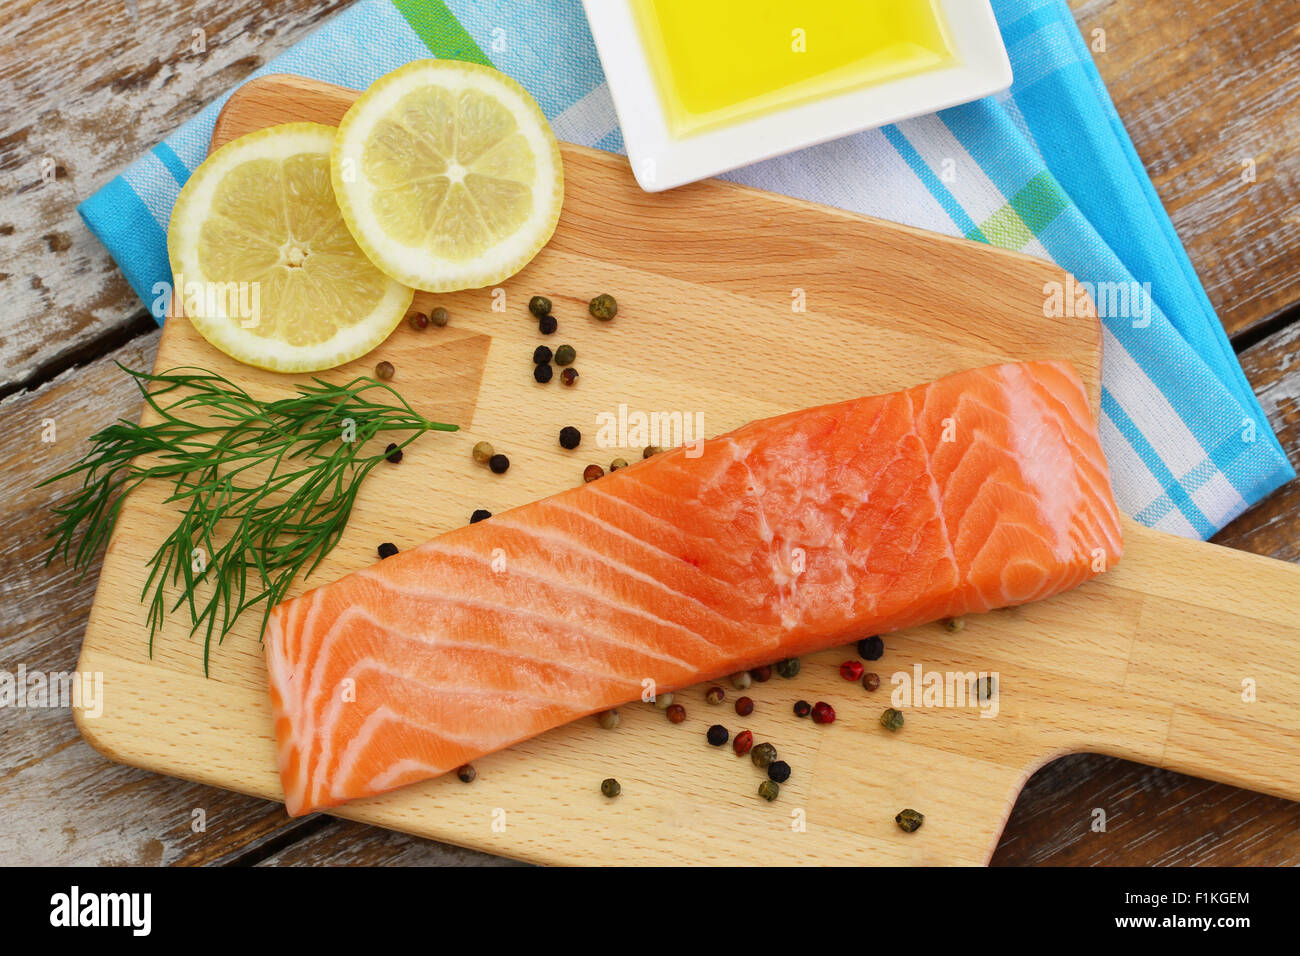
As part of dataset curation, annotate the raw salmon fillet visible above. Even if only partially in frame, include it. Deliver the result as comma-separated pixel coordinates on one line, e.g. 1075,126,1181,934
266,361,1122,815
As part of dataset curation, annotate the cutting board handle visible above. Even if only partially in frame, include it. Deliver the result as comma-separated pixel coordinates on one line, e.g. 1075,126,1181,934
1086,521,1300,800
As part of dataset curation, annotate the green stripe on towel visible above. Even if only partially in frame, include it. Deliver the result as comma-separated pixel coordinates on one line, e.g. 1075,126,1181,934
392,0,492,65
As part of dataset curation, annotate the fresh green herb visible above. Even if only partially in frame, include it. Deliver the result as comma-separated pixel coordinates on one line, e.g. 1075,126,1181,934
40,365,456,674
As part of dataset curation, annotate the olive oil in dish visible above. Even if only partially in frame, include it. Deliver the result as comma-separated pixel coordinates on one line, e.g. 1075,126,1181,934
630,0,956,136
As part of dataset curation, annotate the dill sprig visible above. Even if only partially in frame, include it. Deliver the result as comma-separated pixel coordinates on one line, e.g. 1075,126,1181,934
41,365,457,674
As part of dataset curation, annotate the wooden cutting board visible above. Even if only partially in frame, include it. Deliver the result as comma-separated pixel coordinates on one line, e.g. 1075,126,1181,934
76,75,1300,866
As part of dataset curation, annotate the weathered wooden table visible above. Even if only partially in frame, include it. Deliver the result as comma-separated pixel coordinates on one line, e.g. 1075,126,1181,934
2,0,1297,865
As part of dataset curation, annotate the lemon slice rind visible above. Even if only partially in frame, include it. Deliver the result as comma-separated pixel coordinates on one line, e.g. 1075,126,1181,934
168,122,413,373
331,60,564,293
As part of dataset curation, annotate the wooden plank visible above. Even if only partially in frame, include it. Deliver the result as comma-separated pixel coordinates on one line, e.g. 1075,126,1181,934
6,0,1298,392
1067,0,1300,338
0,0,349,391
0,332,327,865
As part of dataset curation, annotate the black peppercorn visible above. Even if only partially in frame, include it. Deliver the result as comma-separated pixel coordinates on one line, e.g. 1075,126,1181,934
559,426,581,449
706,724,729,746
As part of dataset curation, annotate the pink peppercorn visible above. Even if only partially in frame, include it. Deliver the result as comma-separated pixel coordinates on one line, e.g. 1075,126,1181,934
811,701,836,724
733,729,753,756
735,696,754,717
750,665,772,683
840,660,864,681
666,703,687,724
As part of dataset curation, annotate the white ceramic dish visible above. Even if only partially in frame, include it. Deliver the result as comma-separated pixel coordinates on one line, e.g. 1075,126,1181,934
582,0,1013,192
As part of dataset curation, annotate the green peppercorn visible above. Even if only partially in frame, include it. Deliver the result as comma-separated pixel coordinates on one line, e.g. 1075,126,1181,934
653,691,674,710
750,742,777,769
559,426,581,450
588,293,618,321
705,685,725,705
554,343,576,365
472,440,494,464
456,764,476,783
597,709,620,730
609,457,629,471
560,367,579,387
375,360,395,381
758,780,780,802
767,760,791,783
775,657,801,679
583,464,604,482
896,808,924,832
881,707,905,731
529,296,552,318
430,306,450,327
943,616,965,633
407,311,429,330
600,777,621,798
489,453,510,474
730,671,752,691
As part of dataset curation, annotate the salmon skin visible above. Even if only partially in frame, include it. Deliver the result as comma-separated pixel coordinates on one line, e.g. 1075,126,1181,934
266,361,1122,815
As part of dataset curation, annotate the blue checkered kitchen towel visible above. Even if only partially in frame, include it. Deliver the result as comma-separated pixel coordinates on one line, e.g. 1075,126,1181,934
78,0,1293,540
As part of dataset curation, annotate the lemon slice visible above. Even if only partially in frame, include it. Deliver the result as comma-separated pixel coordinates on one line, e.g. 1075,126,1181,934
168,122,413,373
331,60,564,292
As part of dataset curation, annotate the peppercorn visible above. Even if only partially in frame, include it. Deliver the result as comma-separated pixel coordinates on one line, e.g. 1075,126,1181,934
793,700,811,718
375,360,395,380
750,742,777,769
456,764,476,783
811,701,835,725
430,306,449,327
776,657,801,679
706,724,729,746
377,542,398,559
538,314,558,335
705,685,725,705
666,703,686,723
750,665,772,683
589,293,618,321
560,367,579,387
840,660,864,681
583,464,604,482
384,442,403,463
943,617,965,633
489,453,510,474
554,344,576,366
472,440,494,464
559,426,581,449
758,780,780,802
407,311,429,330
610,457,629,471
528,295,552,318
600,777,621,798
730,671,752,691
733,729,753,756
470,509,492,524
857,635,884,660
896,808,924,832
767,760,791,783
642,445,662,458
862,672,881,692
881,707,904,731
654,691,674,710
533,345,553,365
534,363,553,383
734,696,754,717
597,709,620,730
